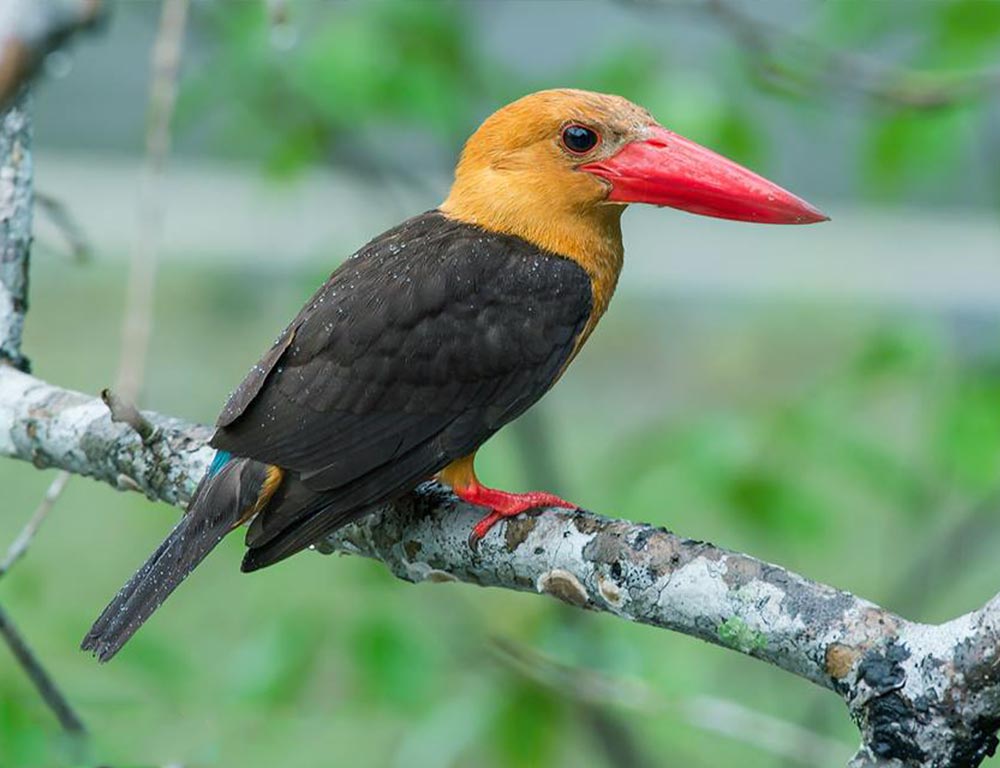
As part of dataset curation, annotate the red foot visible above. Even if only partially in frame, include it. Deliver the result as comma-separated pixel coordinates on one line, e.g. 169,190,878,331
453,484,576,549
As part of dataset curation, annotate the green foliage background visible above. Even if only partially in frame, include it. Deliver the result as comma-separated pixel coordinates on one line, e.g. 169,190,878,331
2,1,1000,766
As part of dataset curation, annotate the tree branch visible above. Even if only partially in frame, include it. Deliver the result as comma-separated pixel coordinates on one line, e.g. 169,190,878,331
0,468,69,578
0,77,89,742
115,0,187,404
0,604,86,734
0,0,105,111
35,190,91,262
1,361,999,764
0,86,31,371
0,366,212,503
624,0,1000,111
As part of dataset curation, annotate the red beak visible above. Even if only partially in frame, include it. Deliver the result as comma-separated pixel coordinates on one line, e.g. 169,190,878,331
580,125,828,225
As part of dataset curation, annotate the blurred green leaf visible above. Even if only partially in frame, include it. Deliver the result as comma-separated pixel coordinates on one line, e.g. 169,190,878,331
864,106,976,196
0,688,48,766
816,0,913,46
851,327,940,381
575,46,665,106
186,1,686,179
930,0,1000,68
723,467,827,537
490,680,566,768
229,615,324,707
118,634,191,702
349,615,437,711
935,377,1000,493
188,0,500,175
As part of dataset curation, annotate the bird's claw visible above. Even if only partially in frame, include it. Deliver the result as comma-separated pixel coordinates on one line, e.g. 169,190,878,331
462,490,576,551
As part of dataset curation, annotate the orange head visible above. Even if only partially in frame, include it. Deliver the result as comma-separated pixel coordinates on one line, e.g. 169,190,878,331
441,89,826,315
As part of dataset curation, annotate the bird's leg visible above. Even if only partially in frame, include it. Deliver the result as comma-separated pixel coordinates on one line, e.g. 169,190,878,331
460,486,576,547
437,454,576,549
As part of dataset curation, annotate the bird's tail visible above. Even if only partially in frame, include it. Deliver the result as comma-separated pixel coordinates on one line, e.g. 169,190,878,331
81,456,281,662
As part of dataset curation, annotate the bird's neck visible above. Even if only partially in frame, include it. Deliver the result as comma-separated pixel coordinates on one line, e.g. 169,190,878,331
440,192,625,320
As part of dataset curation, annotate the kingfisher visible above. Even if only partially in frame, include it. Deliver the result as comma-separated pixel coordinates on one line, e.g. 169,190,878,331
83,89,826,662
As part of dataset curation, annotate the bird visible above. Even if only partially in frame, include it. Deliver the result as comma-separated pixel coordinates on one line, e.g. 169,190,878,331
82,89,826,662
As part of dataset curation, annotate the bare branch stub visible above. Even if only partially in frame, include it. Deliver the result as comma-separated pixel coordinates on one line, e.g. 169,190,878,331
101,387,160,444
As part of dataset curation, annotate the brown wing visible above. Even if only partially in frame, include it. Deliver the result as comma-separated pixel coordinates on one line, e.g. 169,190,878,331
211,211,593,569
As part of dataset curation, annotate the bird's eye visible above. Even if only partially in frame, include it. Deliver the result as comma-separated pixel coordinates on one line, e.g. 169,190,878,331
562,124,599,155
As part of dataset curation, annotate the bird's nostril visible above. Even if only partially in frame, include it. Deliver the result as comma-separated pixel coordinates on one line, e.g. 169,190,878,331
644,125,670,148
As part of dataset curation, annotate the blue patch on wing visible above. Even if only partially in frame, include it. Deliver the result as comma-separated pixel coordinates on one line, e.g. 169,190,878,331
208,450,232,478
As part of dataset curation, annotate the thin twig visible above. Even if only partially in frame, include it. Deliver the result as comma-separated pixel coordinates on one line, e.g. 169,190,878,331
115,0,188,403
684,695,852,767
0,470,70,579
709,0,1000,109
509,412,654,767
490,636,655,768
625,0,1000,111
887,493,1000,617
35,190,91,262
0,602,86,734
490,637,654,710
